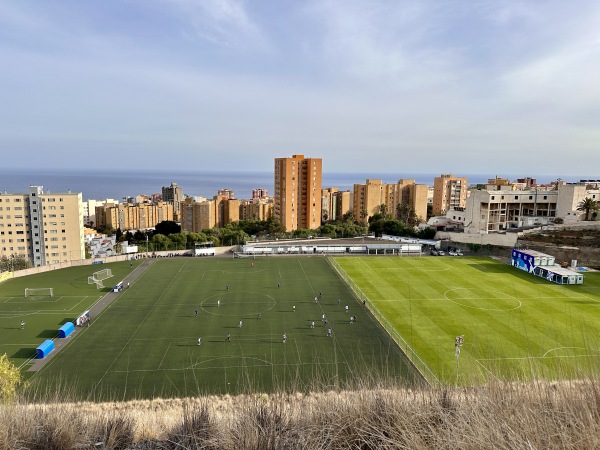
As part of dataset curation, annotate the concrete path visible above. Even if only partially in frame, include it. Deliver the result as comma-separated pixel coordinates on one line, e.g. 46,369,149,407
27,258,156,372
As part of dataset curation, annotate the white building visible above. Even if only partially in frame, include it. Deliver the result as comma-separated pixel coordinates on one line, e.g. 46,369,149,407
464,183,600,234
83,198,119,228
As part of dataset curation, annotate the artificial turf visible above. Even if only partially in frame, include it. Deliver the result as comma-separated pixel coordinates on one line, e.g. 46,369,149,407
26,257,420,400
0,260,138,370
335,256,600,385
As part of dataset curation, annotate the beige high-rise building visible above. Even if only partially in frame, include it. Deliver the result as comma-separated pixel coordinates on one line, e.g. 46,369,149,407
0,186,85,267
274,154,322,232
240,198,273,221
334,190,352,221
95,202,173,231
181,198,216,233
432,174,468,216
162,182,183,222
353,179,428,225
321,188,352,222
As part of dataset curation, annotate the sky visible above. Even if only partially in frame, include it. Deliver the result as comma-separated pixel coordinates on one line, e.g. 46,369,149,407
1,0,599,178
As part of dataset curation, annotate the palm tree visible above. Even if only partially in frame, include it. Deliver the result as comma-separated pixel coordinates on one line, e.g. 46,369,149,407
577,197,599,221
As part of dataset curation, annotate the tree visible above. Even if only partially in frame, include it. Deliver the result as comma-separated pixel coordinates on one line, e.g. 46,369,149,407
577,197,599,221
379,204,388,219
360,209,368,225
0,353,22,402
154,221,181,236
115,227,124,242
152,234,172,251
0,256,31,272
84,242,92,259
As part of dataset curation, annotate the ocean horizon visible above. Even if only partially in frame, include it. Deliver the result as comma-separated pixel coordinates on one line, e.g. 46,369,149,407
0,168,584,202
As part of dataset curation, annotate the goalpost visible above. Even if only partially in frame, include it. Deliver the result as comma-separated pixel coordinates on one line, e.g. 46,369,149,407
25,288,53,297
88,268,113,289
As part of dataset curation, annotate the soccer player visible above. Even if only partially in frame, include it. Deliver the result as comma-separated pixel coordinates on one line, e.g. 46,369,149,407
283,333,287,343
293,305,296,312
319,291,322,297
226,284,229,290
226,333,231,342
311,321,315,328
257,312,261,319
322,314,325,322
345,305,349,313
277,281,280,289
20,320,25,330
314,296,317,303
218,300,220,307
197,337,201,346
350,316,354,324
327,328,332,337
337,299,340,306
239,319,243,328
195,309,198,317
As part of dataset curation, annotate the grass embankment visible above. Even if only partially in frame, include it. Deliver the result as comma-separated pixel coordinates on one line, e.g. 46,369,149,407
3,380,600,449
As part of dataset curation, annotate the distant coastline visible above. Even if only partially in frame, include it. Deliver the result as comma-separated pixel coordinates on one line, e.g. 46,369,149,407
0,168,582,201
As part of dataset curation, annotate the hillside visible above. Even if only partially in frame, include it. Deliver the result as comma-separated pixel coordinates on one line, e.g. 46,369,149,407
3,380,600,449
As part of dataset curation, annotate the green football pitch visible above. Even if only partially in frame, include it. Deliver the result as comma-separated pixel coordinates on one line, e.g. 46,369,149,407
0,261,137,370
334,256,600,385
23,257,420,400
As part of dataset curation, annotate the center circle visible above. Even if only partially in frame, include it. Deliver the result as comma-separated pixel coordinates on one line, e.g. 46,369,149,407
444,288,522,311
201,291,276,317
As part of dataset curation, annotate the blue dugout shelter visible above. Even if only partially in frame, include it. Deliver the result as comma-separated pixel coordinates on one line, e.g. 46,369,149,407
58,322,75,338
36,340,54,359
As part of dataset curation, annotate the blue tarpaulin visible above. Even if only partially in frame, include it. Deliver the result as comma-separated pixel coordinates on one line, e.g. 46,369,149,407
58,322,75,338
36,340,54,359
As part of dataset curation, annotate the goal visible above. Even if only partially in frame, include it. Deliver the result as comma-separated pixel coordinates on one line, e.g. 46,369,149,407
88,268,113,289
93,268,113,281
25,288,53,297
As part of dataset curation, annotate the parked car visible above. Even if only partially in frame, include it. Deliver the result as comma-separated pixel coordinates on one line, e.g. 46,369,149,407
448,250,457,256
456,250,463,256
437,250,445,256
430,250,438,256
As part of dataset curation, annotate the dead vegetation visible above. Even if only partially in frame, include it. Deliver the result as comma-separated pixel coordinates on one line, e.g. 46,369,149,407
3,379,600,449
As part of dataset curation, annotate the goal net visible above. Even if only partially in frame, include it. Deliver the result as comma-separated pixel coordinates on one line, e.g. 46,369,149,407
87,276,104,289
25,288,53,297
87,268,113,289
93,268,113,281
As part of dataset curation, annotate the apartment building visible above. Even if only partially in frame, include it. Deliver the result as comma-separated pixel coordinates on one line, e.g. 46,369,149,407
0,186,85,267
432,174,468,216
82,198,119,228
181,198,216,233
95,202,173,231
217,189,236,200
321,188,353,222
353,179,428,224
252,188,269,199
162,182,183,222
181,197,274,233
240,198,273,221
274,154,322,232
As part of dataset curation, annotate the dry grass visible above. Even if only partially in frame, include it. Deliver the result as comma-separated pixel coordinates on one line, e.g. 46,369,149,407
3,378,600,449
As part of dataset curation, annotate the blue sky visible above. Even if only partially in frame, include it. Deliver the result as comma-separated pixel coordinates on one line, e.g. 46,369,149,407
1,0,599,178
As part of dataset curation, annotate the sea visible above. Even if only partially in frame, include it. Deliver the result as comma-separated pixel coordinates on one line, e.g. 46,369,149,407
0,168,575,201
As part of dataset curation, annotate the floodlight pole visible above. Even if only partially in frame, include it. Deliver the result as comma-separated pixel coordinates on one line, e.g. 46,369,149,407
455,335,464,387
